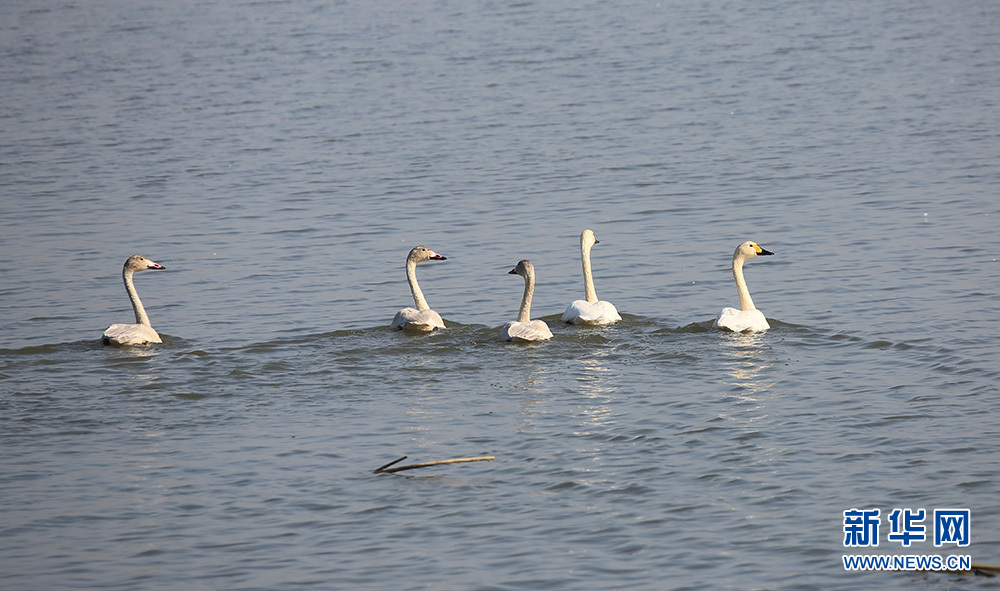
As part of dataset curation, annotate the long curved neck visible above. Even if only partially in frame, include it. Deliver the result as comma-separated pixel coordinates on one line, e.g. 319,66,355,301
123,268,152,325
581,242,598,304
732,257,756,311
518,272,534,323
406,259,430,311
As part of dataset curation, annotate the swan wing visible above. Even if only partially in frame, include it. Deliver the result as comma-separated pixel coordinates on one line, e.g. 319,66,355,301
102,323,162,345
562,299,621,325
391,307,445,332
714,308,770,332
501,320,553,342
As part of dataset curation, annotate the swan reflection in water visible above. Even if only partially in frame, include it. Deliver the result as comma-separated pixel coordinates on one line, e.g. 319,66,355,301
719,331,776,399
716,331,786,471
103,343,164,390
573,351,620,435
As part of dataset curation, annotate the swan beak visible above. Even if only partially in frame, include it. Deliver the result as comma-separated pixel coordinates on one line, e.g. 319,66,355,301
508,267,518,275
149,263,166,269
430,255,447,261
758,248,774,256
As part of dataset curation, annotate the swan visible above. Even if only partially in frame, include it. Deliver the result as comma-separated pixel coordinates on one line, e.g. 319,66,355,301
561,229,622,325
714,240,774,332
390,245,448,332
102,254,166,345
501,260,553,342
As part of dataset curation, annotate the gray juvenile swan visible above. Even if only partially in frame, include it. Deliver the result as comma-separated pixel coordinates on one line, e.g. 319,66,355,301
391,245,448,332
713,240,774,332
561,229,621,325
501,260,553,342
102,254,167,345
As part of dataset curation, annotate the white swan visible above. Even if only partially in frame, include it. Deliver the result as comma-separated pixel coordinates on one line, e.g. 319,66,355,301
501,260,553,342
102,255,166,345
714,240,774,332
391,245,448,332
561,229,621,325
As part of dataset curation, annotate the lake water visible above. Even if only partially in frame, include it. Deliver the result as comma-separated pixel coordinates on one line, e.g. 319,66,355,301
1,0,999,589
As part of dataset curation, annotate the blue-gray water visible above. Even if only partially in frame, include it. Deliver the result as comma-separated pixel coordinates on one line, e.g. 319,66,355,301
2,0,999,589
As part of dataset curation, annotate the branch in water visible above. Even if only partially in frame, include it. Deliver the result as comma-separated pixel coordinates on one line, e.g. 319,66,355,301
373,456,495,474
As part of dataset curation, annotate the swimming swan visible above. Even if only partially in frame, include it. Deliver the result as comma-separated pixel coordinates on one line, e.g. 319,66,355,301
391,245,448,332
102,255,166,345
714,240,774,332
561,229,621,325
501,260,553,342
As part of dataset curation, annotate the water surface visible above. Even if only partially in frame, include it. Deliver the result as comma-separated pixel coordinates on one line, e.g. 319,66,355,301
2,0,999,589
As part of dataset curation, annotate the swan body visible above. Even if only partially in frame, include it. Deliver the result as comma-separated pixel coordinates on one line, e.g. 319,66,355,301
714,240,774,332
563,299,620,326
501,260,553,342
391,245,447,332
561,229,621,325
102,255,166,345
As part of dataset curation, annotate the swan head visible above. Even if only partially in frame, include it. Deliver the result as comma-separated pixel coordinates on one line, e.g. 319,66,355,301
508,259,535,278
407,245,447,264
581,229,599,249
734,241,773,261
124,255,165,273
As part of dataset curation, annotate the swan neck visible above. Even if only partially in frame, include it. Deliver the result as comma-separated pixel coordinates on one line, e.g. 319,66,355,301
581,242,598,304
518,271,534,323
733,257,756,311
406,259,430,311
123,268,152,326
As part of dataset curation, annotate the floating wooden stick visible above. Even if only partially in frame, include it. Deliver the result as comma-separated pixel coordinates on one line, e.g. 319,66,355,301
965,564,1000,577
374,456,410,473
917,563,1000,577
373,455,495,474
